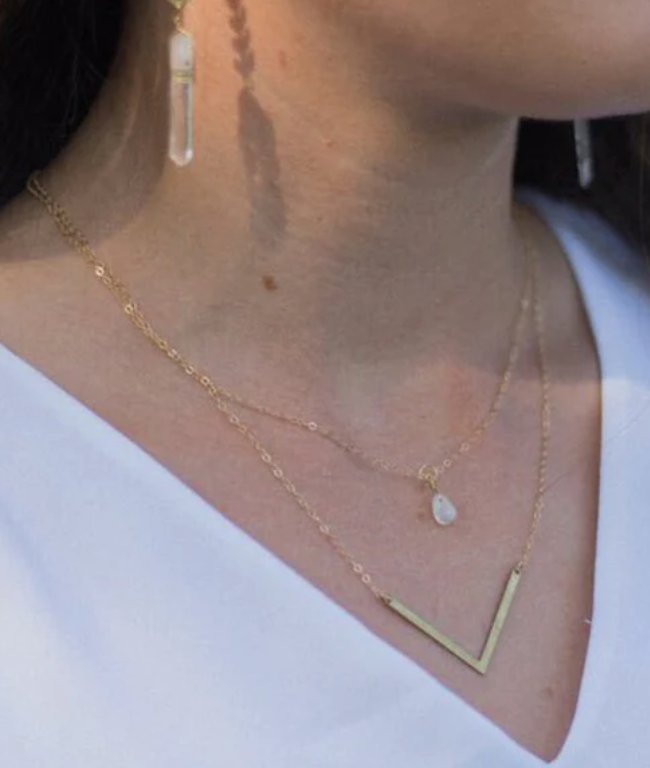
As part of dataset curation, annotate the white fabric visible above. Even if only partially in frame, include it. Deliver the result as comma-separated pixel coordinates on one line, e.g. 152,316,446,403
0,194,649,767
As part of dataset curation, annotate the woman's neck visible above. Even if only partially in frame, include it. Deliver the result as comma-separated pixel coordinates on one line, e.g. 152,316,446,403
3,0,527,378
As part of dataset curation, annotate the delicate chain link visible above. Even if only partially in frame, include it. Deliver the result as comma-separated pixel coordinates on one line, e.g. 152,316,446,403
25,170,551,590
517,244,552,571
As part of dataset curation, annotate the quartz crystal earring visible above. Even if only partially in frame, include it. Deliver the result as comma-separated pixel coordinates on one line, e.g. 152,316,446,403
166,0,195,167
573,119,594,189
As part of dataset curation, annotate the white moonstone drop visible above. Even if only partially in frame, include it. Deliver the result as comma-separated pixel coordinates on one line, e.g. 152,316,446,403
168,31,195,167
432,493,457,526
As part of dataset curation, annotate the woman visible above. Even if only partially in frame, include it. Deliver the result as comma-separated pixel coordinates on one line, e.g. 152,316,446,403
0,0,648,765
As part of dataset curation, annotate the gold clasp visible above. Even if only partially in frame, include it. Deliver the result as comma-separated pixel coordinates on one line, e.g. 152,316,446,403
418,465,440,492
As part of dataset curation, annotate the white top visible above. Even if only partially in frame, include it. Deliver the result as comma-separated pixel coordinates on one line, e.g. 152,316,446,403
0,194,649,767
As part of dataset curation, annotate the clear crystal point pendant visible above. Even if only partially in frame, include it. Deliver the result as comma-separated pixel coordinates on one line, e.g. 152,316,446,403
167,0,195,167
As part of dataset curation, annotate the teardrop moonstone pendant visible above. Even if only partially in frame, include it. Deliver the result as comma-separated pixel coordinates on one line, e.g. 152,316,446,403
169,29,195,167
432,493,458,526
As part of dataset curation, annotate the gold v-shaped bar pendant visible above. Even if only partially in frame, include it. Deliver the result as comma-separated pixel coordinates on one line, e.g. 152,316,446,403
380,566,522,675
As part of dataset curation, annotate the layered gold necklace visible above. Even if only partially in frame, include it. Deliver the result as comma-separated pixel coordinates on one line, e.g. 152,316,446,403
26,171,551,675
173,259,534,529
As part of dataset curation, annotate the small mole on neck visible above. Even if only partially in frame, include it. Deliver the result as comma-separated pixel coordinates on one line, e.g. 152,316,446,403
262,274,279,291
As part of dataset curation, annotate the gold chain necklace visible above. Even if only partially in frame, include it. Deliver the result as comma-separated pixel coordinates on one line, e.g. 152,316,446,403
185,259,534,529
26,171,551,675
26,165,534,529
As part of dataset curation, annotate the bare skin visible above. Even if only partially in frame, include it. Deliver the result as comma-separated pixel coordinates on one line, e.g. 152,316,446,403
0,0,647,760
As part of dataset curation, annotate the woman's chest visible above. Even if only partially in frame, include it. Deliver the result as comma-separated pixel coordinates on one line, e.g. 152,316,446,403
0,315,601,764
0,358,648,768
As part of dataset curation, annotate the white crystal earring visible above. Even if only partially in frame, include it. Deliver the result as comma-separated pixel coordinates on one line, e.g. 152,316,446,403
166,0,195,167
573,119,594,189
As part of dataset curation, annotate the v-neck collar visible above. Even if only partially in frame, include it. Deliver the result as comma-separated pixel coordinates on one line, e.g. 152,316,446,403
0,193,648,766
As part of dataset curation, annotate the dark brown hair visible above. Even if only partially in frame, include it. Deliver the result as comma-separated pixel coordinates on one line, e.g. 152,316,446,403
1,0,649,256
